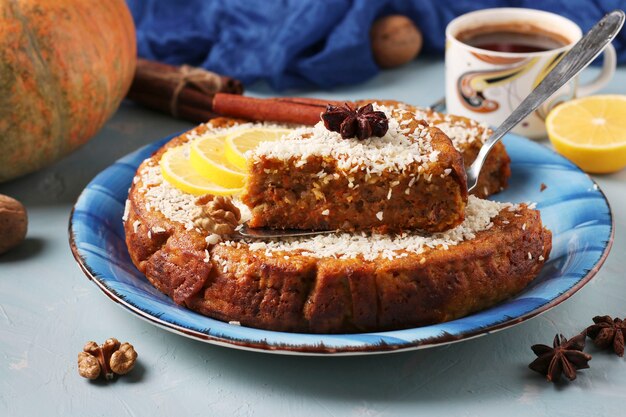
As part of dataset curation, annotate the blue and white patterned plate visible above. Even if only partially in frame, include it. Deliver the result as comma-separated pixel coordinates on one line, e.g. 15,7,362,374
69,133,613,355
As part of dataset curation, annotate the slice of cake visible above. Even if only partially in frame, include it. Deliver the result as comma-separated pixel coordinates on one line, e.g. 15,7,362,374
241,103,468,233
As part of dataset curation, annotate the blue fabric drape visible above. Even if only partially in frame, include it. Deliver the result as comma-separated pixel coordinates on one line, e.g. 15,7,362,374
127,0,626,89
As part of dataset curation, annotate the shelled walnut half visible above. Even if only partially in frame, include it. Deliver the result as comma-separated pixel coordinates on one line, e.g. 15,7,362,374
194,195,241,236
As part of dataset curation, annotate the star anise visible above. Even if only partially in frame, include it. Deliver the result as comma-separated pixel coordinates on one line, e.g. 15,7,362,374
586,315,626,357
321,103,388,140
529,333,591,382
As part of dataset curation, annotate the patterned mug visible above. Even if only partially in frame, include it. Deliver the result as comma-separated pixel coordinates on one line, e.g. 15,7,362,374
445,8,616,139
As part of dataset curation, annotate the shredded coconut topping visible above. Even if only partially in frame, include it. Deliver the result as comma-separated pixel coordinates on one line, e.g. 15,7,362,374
140,164,201,231
432,118,490,145
221,196,515,261
391,102,490,145
252,105,438,176
122,199,131,222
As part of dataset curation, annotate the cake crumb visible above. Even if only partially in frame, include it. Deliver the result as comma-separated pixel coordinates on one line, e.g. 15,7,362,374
540,183,547,192
321,209,330,216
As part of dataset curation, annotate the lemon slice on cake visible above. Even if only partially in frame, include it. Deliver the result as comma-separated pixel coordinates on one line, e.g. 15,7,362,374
190,134,246,188
224,128,292,170
546,95,626,173
160,146,241,196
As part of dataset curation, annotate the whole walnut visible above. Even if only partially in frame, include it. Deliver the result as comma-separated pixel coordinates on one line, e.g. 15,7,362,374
370,15,423,68
0,194,28,255
77,338,138,381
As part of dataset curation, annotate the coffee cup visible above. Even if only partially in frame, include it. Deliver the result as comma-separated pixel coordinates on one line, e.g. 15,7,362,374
445,8,616,139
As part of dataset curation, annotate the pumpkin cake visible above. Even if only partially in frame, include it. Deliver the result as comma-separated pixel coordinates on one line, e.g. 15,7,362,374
123,116,552,334
242,104,468,233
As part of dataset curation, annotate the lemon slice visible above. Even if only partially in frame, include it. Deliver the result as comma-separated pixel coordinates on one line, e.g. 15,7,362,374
160,145,241,196
546,95,626,173
224,128,292,170
190,134,246,188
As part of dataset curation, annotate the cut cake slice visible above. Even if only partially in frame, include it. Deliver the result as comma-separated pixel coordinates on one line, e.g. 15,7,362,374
241,106,468,233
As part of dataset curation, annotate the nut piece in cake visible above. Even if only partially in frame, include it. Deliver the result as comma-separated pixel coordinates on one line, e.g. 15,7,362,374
241,105,468,233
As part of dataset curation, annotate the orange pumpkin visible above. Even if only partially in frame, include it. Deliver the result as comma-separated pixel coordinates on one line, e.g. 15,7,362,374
0,0,136,182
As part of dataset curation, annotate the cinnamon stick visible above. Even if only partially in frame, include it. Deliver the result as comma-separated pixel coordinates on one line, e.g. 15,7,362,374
213,93,351,125
131,75,214,110
135,59,244,95
128,59,354,126
127,90,218,123
127,58,243,123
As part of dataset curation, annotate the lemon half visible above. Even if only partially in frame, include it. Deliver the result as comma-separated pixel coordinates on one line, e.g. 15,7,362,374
546,95,626,173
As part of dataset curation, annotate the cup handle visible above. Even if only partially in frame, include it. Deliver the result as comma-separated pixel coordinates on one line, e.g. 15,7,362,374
577,44,616,97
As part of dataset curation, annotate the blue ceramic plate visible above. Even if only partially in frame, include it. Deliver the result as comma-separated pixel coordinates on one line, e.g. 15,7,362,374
69,133,613,355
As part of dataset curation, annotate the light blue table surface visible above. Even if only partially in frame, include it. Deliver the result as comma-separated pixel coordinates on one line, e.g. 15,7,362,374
1,58,625,417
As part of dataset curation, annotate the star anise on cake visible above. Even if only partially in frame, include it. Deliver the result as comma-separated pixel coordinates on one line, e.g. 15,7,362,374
586,315,626,357
528,333,591,382
321,102,388,140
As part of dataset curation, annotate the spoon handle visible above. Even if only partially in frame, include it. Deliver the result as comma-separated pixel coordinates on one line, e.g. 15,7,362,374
466,10,625,192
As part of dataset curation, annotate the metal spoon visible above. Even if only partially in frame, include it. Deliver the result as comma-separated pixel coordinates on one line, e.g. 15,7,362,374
239,10,625,239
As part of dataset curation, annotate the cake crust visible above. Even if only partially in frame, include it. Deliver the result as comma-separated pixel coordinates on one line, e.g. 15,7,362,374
124,118,551,334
